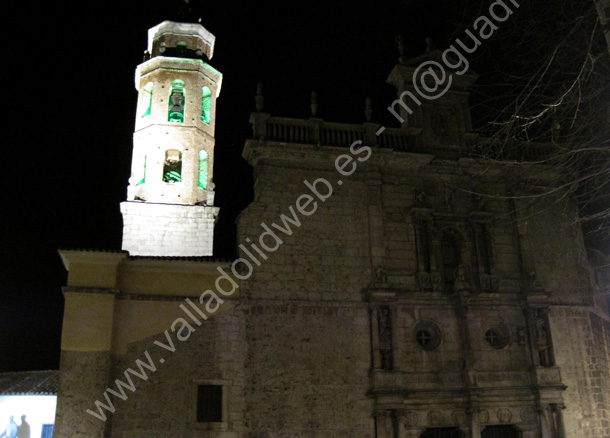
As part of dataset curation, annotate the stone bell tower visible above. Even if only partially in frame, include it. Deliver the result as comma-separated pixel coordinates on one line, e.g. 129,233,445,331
121,20,222,256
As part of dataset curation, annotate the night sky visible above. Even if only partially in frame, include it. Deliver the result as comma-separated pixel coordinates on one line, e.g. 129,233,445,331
1,0,599,372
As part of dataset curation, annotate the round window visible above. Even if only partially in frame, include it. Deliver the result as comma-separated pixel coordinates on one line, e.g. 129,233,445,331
484,324,511,349
414,321,442,350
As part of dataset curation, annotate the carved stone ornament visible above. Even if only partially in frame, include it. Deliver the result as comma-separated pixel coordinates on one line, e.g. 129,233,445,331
374,266,388,284
479,410,489,424
416,272,432,290
526,270,543,291
399,410,419,427
431,274,442,291
427,410,444,426
452,411,467,426
497,408,512,423
415,190,428,207
520,406,536,423
480,274,499,292
416,272,442,292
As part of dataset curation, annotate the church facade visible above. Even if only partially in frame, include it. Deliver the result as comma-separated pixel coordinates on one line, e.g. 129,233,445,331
54,20,610,438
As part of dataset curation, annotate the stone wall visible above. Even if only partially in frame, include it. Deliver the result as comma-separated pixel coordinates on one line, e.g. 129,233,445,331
237,162,372,301
550,307,610,438
121,201,218,256
241,301,374,438
107,311,246,438
54,351,112,438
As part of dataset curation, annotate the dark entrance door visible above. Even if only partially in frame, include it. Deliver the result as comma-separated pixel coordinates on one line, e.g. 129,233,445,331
481,425,519,438
421,427,465,438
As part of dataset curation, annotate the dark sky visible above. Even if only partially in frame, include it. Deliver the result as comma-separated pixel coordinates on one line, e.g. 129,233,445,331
0,0,456,372
4,0,593,372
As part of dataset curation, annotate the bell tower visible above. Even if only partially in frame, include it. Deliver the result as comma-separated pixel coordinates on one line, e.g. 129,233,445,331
121,21,222,256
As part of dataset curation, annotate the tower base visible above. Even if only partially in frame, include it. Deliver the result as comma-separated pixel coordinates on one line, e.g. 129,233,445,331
120,201,219,256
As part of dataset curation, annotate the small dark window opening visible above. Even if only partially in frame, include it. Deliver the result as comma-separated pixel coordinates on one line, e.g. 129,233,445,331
177,42,187,57
197,385,222,422
479,226,492,275
421,222,432,273
168,80,185,123
163,149,182,183
441,234,460,286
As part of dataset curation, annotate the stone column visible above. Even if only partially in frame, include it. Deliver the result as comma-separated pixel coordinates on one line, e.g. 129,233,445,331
404,430,422,438
552,404,567,438
391,306,403,370
366,172,385,270
524,308,542,367
374,410,395,438
538,407,552,438
371,307,381,369
397,410,419,438
455,294,474,386
469,409,482,438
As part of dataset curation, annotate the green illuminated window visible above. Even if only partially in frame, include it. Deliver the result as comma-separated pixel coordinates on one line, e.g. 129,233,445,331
177,42,187,57
168,80,185,123
136,155,147,186
142,83,153,118
198,150,208,189
201,86,212,124
163,149,182,182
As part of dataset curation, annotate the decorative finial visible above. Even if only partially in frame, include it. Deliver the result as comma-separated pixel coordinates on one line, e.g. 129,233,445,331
365,97,372,122
426,37,436,52
143,50,151,62
310,91,318,117
255,81,264,112
176,0,194,22
395,34,405,63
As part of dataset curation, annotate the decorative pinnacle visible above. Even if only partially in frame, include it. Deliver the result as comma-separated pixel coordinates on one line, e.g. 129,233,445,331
365,97,372,122
255,81,264,112
395,34,406,63
310,91,318,117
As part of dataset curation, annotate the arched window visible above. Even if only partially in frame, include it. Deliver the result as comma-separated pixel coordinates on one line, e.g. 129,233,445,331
141,82,153,118
441,233,461,287
198,150,209,189
168,80,185,123
136,155,146,186
201,86,212,124
163,149,182,183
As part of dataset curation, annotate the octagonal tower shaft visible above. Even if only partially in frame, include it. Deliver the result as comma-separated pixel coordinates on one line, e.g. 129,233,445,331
121,21,222,257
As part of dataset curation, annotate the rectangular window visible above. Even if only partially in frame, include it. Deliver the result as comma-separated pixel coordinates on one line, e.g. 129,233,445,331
197,384,222,422
41,424,54,438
